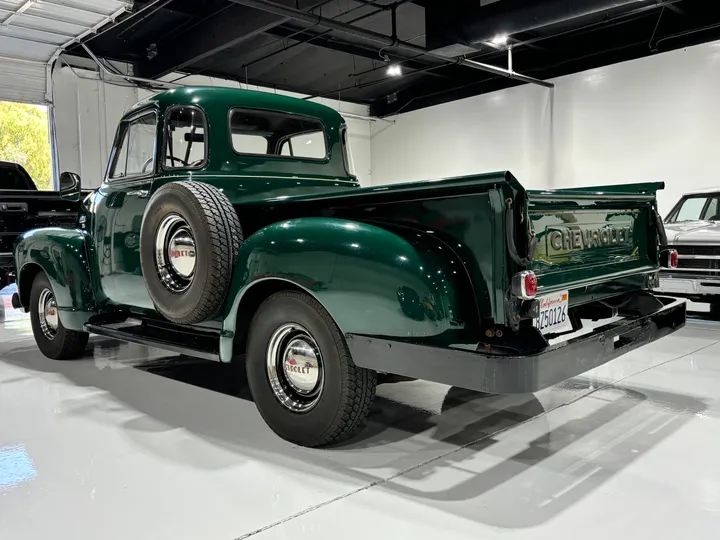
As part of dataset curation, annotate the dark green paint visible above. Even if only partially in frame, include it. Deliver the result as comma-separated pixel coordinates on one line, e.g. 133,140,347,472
14,227,95,330
13,87,668,362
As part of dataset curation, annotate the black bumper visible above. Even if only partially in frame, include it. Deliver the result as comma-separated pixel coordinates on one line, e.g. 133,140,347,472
347,296,686,394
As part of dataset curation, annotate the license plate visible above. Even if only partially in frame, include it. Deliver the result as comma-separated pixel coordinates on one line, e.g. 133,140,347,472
534,290,573,334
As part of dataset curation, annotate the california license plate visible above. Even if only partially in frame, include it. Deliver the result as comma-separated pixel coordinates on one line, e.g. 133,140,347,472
534,290,573,334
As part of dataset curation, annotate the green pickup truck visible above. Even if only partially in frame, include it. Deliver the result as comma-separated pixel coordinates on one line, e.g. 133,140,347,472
12,87,684,447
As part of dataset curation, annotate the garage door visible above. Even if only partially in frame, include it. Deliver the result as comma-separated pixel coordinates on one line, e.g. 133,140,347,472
0,59,47,104
0,0,132,104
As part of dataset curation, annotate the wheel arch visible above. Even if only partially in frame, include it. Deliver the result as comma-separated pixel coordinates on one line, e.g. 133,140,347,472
13,228,97,330
219,217,478,361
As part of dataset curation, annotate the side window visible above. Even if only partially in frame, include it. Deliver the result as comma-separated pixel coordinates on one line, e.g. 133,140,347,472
702,197,720,221
165,107,207,169
109,112,157,179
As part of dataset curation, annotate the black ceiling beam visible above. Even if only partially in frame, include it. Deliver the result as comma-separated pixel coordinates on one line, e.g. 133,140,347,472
136,0,328,79
263,25,446,75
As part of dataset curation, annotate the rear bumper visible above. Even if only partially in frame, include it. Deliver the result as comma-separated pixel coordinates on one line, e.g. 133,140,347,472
347,295,686,394
657,273,720,299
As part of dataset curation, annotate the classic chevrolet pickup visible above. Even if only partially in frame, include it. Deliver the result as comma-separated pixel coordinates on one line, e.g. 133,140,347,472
13,87,684,446
657,189,720,312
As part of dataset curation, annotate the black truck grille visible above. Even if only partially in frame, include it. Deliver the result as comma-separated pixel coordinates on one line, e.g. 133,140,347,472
675,245,720,256
670,245,720,276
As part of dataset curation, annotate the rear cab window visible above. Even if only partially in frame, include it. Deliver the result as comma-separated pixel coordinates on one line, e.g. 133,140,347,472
229,109,327,160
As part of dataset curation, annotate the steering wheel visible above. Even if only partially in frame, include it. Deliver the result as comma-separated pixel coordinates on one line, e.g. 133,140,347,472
141,157,154,173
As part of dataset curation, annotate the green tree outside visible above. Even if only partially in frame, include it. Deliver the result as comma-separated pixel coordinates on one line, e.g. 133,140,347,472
0,101,52,190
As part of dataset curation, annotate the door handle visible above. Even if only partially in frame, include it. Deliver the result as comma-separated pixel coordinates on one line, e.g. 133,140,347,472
127,189,149,198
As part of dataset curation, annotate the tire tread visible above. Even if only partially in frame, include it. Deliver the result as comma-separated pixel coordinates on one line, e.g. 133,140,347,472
250,290,376,447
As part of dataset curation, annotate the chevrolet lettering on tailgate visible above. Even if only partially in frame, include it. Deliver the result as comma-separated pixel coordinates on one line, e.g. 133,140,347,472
548,225,633,253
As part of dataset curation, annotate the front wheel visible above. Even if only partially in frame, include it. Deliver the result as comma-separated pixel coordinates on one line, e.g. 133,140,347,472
246,291,377,447
29,272,88,360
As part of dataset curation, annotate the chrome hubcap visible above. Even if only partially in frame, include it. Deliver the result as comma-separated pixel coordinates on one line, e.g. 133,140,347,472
266,324,323,412
38,288,58,340
155,214,196,292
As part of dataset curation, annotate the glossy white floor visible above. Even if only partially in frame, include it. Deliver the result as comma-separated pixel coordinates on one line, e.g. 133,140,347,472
1,287,719,540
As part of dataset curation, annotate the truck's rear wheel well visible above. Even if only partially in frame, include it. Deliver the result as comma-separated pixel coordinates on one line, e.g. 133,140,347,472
18,263,43,309
233,279,306,357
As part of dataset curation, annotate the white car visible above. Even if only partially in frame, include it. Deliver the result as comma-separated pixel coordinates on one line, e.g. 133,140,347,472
658,189,720,313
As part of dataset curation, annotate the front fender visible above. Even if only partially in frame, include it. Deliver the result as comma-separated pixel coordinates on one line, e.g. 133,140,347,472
14,228,96,330
223,217,478,349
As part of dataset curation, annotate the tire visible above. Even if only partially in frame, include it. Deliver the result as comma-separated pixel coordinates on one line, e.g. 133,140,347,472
29,272,88,360
140,181,243,324
246,291,377,447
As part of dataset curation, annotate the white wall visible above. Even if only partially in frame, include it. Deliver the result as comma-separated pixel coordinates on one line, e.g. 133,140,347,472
371,40,720,214
53,65,373,188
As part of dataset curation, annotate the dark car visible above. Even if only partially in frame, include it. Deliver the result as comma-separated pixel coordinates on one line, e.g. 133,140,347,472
0,161,84,288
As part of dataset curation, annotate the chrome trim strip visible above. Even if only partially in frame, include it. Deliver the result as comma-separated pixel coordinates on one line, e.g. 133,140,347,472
664,267,720,273
678,254,720,260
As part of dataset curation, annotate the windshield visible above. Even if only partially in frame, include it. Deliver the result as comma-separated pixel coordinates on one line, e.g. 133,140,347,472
666,195,720,223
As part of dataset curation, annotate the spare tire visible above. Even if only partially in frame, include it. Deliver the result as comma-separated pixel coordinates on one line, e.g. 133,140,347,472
140,181,243,324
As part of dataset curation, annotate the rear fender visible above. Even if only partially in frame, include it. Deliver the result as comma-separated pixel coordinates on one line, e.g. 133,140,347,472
221,217,478,360
14,228,95,330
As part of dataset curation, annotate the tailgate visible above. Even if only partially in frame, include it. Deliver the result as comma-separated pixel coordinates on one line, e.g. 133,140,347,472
526,183,663,303
0,190,79,259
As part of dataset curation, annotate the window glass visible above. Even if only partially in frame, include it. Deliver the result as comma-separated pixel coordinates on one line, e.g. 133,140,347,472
110,113,156,179
0,168,30,190
165,107,206,168
229,109,326,159
672,197,708,222
231,133,268,155
340,127,355,177
701,198,720,220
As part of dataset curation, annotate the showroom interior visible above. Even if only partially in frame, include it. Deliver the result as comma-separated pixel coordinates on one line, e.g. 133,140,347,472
3,0,720,538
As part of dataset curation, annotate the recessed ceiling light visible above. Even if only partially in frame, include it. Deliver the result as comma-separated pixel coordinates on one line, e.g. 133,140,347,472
491,34,509,46
386,64,402,77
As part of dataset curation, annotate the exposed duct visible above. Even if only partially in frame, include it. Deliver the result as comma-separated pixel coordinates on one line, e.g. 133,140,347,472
426,0,654,53
230,0,553,89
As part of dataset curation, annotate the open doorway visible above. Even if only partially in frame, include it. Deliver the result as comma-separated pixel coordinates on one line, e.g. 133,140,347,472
0,101,52,190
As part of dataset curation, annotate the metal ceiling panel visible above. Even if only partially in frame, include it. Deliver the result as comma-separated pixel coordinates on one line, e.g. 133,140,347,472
0,33,55,59
0,0,131,102
0,58,46,103
0,22,67,44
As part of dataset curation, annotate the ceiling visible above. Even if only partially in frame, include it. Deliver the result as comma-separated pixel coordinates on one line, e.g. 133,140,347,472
72,0,720,116
0,0,131,62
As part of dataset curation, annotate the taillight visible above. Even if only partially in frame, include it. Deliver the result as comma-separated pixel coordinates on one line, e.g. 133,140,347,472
512,270,537,300
661,249,678,268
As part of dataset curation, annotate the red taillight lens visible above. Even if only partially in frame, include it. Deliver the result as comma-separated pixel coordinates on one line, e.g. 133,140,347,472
524,273,538,298
512,270,537,300
669,249,678,268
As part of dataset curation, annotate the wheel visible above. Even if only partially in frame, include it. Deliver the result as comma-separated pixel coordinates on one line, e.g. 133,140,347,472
29,272,88,360
139,181,243,324
246,291,377,447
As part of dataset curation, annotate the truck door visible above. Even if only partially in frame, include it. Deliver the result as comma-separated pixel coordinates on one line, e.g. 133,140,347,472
93,108,159,309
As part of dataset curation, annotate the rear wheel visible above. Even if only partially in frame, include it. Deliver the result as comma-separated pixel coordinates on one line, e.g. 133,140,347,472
246,291,376,447
29,272,88,360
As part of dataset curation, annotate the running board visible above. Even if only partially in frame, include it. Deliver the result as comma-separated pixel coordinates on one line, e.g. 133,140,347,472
84,319,221,361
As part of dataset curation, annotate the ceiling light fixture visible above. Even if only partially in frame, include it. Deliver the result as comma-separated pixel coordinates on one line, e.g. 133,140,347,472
491,34,509,46
386,64,402,77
